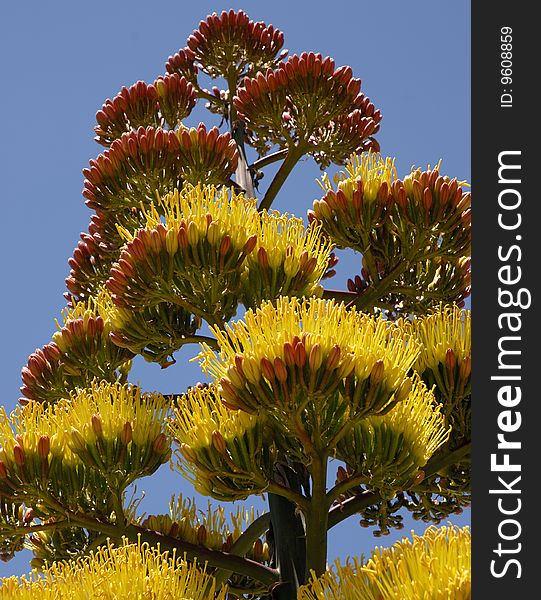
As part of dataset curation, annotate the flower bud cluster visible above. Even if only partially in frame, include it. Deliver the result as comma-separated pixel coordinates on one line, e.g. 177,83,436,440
234,52,381,162
1,382,170,504
169,385,275,501
309,152,396,250
106,185,259,326
94,75,196,147
1,539,228,600
299,525,471,600
186,10,287,80
20,290,133,405
110,302,201,367
140,496,269,562
409,304,471,444
198,297,421,456
336,374,449,492
311,155,471,312
241,213,334,308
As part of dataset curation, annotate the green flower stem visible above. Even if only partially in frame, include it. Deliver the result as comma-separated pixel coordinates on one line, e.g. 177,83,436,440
267,481,311,513
305,456,329,578
321,289,358,303
249,149,289,170
0,520,67,537
259,146,304,212
326,471,367,505
183,334,220,351
327,491,381,529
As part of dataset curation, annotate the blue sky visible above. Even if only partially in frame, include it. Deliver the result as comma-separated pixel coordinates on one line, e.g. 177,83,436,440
0,0,470,579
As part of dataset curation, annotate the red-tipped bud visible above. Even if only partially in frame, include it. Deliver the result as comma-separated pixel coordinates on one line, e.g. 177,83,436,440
260,357,275,381
283,342,296,366
197,524,207,545
13,444,25,466
445,348,457,372
326,345,341,371
459,356,472,381
121,421,133,445
294,342,307,367
91,414,103,437
37,435,50,460
370,359,385,385
308,344,323,371
273,357,288,382
153,433,168,454
212,430,227,454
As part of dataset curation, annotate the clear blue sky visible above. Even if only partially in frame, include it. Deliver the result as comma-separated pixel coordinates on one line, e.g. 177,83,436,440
0,0,470,579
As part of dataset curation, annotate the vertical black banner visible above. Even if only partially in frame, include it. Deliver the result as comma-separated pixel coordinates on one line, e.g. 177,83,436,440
473,1,539,596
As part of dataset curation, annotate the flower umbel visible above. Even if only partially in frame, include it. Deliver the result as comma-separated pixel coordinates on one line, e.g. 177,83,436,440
299,525,471,600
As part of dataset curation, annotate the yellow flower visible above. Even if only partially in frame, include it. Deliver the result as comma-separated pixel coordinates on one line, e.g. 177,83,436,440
169,385,274,500
196,297,420,457
140,495,268,559
1,382,170,500
241,212,333,307
0,538,227,600
336,374,450,490
299,525,471,600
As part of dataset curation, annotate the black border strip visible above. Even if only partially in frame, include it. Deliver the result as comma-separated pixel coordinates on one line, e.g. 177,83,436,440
472,1,538,595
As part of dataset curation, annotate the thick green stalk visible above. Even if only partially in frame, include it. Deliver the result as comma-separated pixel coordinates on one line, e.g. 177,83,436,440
304,456,329,578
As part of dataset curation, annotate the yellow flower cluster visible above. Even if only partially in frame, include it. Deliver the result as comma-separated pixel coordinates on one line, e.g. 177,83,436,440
132,184,260,250
410,304,471,374
0,538,227,600
241,212,333,307
336,374,450,490
140,495,269,559
319,152,397,202
200,297,419,409
0,382,171,500
299,525,471,600
169,385,274,500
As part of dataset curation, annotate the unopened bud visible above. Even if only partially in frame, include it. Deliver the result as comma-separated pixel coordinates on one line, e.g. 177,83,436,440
243,234,257,255
197,524,207,545
273,357,288,383
326,345,341,371
219,235,231,257
91,414,103,437
283,342,295,366
257,246,269,269
121,421,133,445
395,377,413,403
459,356,471,380
369,359,385,385
260,357,275,381
294,342,307,367
0,461,8,479
212,430,227,454
308,344,323,371
37,435,50,460
153,433,167,454
70,427,87,455
180,443,197,463
445,348,456,373
13,444,25,466
253,538,264,560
